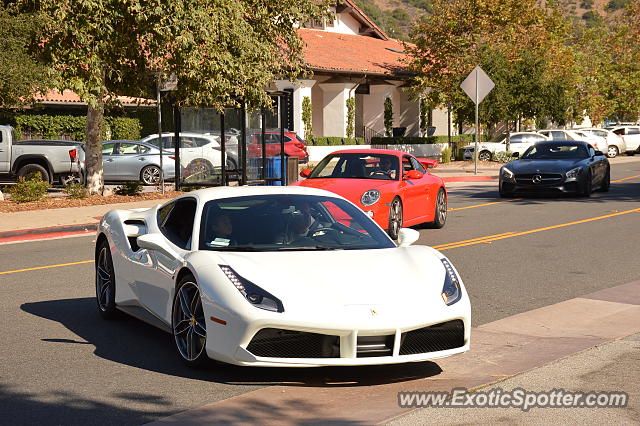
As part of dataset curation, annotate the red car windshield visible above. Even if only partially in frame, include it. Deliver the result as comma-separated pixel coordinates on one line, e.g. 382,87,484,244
309,153,399,180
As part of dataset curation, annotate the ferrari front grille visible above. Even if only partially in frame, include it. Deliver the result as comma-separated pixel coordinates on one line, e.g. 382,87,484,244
399,320,465,355
247,328,340,358
356,335,394,357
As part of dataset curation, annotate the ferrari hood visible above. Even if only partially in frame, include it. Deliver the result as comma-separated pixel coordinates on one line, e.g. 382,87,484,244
294,178,398,205
214,246,447,315
506,159,583,174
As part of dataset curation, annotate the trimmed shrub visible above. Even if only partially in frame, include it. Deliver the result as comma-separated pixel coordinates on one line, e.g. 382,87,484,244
440,146,452,163
493,151,515,163
8,173,50,202
310,137,365,146
371,135,475,145
64,183,89,199
114,181,143,196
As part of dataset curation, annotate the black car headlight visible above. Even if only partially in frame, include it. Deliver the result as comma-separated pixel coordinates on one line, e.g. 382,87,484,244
440,259,461,305
501,167,515,181
219,265,284,312
566,167,582,180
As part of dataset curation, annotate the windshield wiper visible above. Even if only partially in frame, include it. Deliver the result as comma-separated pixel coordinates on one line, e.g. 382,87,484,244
275,245,342,251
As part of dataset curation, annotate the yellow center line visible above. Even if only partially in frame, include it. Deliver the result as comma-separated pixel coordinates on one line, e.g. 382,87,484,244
449,198,523,211
612,174,640,183
435,206,640,251
0,260,93,275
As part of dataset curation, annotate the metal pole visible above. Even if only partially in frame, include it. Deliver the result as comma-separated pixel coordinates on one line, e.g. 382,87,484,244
220,111,226,186
173,104,181,191
261,109,266,181
474,70,479,175
279,96,286,186
156,80,164,194
240,102,247,186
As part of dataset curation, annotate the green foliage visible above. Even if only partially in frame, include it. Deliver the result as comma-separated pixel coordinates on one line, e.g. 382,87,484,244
606,0,629,11
371,135,474,145
440,146,451,163
310,137,365,146
384,98,393,137
301,96,313,142
8,173,50,203
114,181,143,196
7,113,145,141
63,183,89,199
346,97,356,139
493,151,515,163
580,0,593,9
0,6,54,107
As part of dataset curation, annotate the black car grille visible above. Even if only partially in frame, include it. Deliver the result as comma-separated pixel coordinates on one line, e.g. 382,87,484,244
515,173,564,185
399,320,465,355
247,328,340,358
356,335,394,358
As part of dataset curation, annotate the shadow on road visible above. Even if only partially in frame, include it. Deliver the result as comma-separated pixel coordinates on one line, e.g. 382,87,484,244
450,181,640,206
21,298,443,388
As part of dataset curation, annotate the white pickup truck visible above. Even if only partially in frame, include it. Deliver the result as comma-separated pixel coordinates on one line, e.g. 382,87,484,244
0,125,83,185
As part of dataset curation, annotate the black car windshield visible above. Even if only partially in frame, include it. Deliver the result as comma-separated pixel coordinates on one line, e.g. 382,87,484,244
308,153,400,180
521,143,589,160
199,194,395,251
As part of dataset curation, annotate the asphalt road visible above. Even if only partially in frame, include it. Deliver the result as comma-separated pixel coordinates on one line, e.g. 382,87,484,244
1,159,639,425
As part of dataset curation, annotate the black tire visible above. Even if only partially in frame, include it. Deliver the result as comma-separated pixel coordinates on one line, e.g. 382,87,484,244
607,146,618,158
96,240,118,319
426,188,447,229
226,156,238,170
387,198,403,240
478,151,491,162
599,167,610,192
172,275,209,368
17,164,50,183
581,171,592,197
140,165,161,185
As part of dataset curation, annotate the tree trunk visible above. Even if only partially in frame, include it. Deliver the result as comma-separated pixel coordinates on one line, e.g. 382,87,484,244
86,100,105,195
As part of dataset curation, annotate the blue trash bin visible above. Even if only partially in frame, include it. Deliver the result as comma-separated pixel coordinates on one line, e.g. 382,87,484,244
247,156,288,185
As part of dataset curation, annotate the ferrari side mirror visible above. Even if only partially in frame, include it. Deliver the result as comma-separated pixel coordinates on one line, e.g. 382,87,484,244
300,168,312,178
397,228,420,247
137,233,183,261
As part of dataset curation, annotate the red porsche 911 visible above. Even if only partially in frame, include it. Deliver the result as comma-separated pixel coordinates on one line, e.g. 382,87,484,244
290,149,447,239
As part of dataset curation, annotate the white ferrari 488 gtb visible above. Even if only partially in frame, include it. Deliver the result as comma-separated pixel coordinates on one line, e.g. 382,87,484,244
95,186,470,367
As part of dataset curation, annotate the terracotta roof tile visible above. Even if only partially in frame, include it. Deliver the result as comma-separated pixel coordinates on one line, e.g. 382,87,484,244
299,29,411,76
34,89,154,105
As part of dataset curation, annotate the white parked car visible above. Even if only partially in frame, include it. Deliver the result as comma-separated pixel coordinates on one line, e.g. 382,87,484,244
95,186,471,367
463,132,548,161
538,129,608,154
578,128,626,158
607,126,640,155
141,132,233,176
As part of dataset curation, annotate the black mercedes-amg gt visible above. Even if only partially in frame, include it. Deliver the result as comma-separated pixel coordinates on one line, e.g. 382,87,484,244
499,141,610,197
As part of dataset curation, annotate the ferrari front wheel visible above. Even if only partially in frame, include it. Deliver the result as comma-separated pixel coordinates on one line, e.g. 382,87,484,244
96,240,117,319
172,275,209,367
387,198,403,240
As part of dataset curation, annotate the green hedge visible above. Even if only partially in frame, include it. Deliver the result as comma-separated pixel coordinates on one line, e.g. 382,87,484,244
4,112,146,142
371,135,475,145
309,136,365,146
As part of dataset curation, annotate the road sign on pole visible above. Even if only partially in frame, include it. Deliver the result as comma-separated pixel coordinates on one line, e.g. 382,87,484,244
461,66,494,174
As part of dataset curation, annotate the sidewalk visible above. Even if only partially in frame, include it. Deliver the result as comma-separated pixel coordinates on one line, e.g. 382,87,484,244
0,198,168,237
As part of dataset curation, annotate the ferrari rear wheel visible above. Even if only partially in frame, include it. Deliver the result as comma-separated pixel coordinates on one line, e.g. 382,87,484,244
96,240,117,319
387,198,403,240
172,276,209,367
426,188,447,229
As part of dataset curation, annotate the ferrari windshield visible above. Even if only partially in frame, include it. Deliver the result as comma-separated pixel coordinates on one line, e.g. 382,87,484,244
309,153,400,180
199,194,395,251
521,143,589,160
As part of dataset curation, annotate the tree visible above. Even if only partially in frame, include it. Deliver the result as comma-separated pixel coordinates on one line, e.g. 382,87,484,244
21,0,329,194
407,0,577,131
0,5,52,107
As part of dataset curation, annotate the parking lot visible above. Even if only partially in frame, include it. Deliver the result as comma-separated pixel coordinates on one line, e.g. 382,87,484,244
1,159,639,424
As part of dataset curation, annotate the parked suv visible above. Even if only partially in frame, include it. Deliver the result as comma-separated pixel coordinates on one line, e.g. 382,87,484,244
463,132,548,161
247,130,309,163
606,126,640,155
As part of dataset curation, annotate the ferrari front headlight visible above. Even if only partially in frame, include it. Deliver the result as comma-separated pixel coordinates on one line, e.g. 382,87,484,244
440,259,461,305
361,189,380,206
566,167,582,179
220,265,284,312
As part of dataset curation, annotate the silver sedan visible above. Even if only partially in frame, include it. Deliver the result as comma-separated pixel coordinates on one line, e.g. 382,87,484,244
102,140,176,185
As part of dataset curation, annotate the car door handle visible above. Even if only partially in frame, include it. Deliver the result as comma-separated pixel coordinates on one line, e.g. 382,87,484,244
138,157,146,161
105,158,114,162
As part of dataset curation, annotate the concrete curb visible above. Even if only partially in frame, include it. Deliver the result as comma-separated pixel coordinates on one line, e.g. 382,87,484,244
0,222,98,244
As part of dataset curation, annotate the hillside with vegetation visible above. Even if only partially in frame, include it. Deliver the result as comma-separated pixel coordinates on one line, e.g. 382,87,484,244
354,0,631,40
